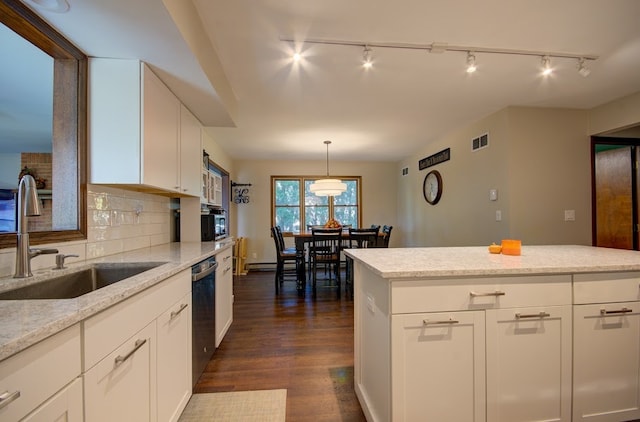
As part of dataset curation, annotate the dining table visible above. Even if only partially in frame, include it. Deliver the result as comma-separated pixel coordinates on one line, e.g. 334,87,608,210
291,229,382,285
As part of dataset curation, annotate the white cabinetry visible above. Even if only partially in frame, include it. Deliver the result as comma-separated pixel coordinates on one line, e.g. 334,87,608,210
392,311,485,421
84,322,156,422
0,325,81,422
89,59,201,196
179,105,203,196
201,170,223,207
355,265,573,422
486,305,572,422
573,272,640,422
83,269,192,422
216,247,233,347
157,294,192,422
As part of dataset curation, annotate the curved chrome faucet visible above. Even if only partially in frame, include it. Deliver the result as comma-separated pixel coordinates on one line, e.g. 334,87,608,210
14,175,58,278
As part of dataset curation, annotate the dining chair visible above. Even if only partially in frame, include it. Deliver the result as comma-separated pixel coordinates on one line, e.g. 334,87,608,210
375,225,393,248
274,226,296,254
344,227,380,296
309,227,343,297
271,226,302,295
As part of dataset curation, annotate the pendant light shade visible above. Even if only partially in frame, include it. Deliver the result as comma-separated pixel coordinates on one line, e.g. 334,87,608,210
310,141,347,197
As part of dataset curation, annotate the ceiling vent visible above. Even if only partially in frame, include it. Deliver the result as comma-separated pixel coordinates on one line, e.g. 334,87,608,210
472,133,489,151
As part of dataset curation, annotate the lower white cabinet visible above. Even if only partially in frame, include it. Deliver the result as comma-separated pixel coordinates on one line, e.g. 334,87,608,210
84,322,156,422
22,378,83,422
573,302,640,421
216,247,233,347
0,325,81,422
486,305,572,422
82,269,191,422
157,294,192,422
391,310,486,421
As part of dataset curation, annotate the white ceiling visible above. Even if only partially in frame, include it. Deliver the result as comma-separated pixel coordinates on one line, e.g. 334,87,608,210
10,0,640,162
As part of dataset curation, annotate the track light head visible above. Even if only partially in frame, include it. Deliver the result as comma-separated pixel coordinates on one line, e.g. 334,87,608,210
362,45,373,69
466,52,477,73
577,58,591,77
541,55,553,76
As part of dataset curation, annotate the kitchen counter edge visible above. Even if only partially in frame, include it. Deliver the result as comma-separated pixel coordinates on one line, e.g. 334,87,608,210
0,239,235,362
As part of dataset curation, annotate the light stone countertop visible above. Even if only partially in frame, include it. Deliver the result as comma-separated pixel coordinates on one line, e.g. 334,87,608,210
344,245,640,279
0,239,234,362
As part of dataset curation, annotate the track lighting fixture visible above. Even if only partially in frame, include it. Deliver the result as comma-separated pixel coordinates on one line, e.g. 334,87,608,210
577,58,591,77
283,37,598,77
541,55,553,76
362,45,373,69
466,52,477,73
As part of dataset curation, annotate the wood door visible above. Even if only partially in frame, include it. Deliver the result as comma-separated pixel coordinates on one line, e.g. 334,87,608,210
595,146,634,249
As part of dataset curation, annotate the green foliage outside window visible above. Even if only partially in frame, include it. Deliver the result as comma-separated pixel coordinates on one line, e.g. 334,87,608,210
273,177,361,232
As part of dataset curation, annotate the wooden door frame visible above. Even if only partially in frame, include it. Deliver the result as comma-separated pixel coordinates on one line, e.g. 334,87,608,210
591,136,640,248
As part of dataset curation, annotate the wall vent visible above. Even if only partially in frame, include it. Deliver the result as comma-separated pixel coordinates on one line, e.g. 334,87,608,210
402,167,409,176
472,133,489,151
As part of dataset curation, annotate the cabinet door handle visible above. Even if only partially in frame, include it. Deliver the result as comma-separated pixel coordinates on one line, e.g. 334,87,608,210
600,307,633,316
0,390,21,410
170,303,189,320
114,339,147,367
515,312,550,319
223,267,231,274
423,318,459,325
223,255,231,262
469,290,505,297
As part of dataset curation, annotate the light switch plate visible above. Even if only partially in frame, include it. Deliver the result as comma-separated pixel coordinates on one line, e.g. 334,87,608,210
564,210,575,221
489,189,498,201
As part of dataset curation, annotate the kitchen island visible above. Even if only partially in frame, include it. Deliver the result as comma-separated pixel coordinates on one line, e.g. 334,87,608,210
344,245,640,422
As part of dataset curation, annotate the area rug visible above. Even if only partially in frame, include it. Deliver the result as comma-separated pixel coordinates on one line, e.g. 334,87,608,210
178,389,287,422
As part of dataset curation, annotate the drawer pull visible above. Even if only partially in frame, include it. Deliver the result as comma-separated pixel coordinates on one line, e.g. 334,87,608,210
423,318,459,325
114,339,147,367
0,390,21,410
469,290,505,298
223,267,231,274
223,255,231,262
600,307,633,316
516,312,550,319
170,303,189,320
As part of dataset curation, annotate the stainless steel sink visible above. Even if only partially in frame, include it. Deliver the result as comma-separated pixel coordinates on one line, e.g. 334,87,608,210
0,262,166,300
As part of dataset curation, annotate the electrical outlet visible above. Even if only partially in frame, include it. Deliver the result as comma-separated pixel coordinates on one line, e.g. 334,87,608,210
495,210,502,221
564,210,575,221
251,252,257,259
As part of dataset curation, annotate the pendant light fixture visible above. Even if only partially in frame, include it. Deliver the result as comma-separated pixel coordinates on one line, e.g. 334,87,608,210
310,141,347,197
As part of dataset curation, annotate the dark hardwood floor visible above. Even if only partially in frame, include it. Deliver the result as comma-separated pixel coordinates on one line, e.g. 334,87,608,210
194,269,366,421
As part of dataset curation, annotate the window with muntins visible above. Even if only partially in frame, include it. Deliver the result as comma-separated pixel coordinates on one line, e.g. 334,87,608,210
272,176,361,233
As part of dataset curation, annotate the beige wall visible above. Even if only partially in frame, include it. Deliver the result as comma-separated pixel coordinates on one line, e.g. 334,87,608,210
589,91,640,135
233,159,397,265
398,106,592,247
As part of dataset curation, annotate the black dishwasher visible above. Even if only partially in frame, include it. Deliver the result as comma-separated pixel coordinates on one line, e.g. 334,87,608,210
191,256,217,389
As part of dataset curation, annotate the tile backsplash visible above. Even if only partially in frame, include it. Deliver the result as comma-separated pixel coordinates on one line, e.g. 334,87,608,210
0,185,172,278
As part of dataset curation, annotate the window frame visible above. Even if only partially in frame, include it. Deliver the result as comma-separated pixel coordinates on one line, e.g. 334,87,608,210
271,175,362,234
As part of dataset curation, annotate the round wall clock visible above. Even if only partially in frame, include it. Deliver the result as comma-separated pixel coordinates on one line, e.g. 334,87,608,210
423,170,443,205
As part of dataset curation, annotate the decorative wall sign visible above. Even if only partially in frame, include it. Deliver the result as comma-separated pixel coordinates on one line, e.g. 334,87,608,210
419,148,450,170
232,182,251,204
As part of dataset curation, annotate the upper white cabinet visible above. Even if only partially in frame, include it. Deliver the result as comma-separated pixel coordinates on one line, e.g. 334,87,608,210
180,105,203,196
89,59,201,196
